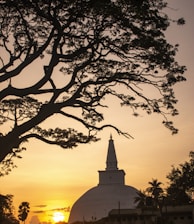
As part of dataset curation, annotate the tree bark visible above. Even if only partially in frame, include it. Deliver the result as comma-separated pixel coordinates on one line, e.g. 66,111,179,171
0,103,56,162
0,134,20,162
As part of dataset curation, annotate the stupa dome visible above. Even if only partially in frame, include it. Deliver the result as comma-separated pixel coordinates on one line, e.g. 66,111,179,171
68,136,138,223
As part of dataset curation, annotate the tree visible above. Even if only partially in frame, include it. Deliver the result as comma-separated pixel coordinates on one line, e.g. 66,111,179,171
146,179,166,224
0,0,186,174
166,151,194,205
147,179,164,208
18,202,30,224
0,194,19,224
134,190,147,208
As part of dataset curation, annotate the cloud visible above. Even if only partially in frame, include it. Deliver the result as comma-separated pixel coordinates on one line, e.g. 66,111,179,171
33,206,70,214
34,204,47,208
33,205,47,213
50,207,70,212
33,210,45,214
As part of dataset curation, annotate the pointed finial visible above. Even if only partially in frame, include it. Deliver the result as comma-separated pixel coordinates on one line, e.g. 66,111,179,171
106,135,118,170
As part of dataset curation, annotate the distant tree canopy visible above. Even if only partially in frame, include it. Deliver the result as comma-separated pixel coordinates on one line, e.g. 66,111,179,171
135,152,194,209
166,151,194,205
0,194,19,224
135,179,164,210
0,0,186,174
18,202,30,224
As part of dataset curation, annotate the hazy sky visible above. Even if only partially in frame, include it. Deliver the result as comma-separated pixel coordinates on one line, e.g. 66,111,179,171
0,0,194,223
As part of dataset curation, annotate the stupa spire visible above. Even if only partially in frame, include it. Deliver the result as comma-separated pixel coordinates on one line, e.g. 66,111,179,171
106,135,118,170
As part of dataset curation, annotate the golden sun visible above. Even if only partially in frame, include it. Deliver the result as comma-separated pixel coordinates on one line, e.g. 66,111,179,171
52,211,65,223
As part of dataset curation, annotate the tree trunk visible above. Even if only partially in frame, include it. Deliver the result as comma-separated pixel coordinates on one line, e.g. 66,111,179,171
0,104,56,162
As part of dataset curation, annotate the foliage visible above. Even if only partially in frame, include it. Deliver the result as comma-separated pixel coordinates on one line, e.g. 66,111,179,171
134,190,147,208
135,152,194,209
135,180,165,210
146,179,164,208
166,151,194,205
0,194,19,224
18,202,30,224
0,0,186,174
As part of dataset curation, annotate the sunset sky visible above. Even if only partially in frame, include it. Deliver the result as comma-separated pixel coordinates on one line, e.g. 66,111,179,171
0,0,194,223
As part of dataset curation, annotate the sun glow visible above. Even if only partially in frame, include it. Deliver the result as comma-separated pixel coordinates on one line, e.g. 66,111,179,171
52,211,65,223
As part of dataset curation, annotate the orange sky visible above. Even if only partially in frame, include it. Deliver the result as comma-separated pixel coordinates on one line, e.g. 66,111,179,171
0,1,194,223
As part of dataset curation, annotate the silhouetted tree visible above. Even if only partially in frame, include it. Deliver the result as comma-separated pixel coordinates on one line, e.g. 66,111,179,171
134,190,147,208
147,179,164,208
146,179,166,224
0,0,186,174
0,194,19,224
18,202,30,224
166,151,194,205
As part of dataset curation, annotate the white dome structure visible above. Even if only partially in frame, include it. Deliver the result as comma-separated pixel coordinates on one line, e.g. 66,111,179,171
68,136,138,223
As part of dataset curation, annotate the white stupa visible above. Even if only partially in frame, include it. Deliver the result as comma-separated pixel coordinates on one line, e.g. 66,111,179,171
68,136,138,223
